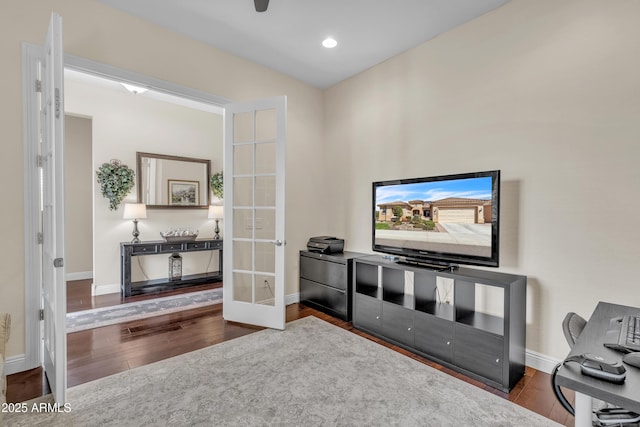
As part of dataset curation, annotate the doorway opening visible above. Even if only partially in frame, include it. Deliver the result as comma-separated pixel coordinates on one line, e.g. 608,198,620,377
63,68,224,302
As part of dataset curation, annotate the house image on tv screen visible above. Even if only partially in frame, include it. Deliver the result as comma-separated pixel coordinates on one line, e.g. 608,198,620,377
377,197,492,225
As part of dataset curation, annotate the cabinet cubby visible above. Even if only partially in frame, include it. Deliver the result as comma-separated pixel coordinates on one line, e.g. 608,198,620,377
382,268,412,308
352,255,526,392
454,280,505,336
413,271,454,321
354,261,382,299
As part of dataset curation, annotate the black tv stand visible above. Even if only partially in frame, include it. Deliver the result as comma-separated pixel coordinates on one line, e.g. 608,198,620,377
396,258,458,272
353,255,526,392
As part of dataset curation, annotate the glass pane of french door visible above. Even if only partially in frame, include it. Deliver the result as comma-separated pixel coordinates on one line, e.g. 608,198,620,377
231,111,277,306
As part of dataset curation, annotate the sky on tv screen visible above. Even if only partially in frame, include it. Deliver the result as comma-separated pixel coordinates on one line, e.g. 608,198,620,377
376,177,492,205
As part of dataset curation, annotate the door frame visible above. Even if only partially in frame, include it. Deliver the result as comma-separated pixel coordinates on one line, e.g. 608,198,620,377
21,47,231,373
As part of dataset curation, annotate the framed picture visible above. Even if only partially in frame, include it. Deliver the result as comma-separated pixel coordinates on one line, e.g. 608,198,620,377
168,180,199,206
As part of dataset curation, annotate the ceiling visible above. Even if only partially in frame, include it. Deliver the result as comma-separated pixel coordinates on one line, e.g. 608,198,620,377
97,0,510,89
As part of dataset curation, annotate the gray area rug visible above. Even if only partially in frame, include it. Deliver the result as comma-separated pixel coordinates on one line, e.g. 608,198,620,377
66,288,223,333
7,316,560,426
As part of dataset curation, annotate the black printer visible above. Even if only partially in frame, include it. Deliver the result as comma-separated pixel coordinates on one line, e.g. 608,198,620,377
306,236,344,254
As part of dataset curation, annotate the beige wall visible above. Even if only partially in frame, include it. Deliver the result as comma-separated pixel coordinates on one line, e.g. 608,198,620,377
324,0,640,359
64,115,93,275
0,0,326,359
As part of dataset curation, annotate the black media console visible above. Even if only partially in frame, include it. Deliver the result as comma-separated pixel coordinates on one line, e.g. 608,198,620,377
352,255,527,392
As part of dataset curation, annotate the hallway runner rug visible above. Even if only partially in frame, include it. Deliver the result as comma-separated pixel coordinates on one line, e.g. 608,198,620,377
66,288,223,333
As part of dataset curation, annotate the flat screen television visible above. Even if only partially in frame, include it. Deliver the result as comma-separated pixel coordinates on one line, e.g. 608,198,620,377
372,170,500,268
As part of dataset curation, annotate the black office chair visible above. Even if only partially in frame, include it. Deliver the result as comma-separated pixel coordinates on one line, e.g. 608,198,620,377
552,312,639,426
562,312,587,348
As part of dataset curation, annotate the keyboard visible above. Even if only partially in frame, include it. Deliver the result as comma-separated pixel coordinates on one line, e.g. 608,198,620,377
604,315,640,353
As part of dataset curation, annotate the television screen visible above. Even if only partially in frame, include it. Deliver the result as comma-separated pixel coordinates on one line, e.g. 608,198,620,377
372,170,500,268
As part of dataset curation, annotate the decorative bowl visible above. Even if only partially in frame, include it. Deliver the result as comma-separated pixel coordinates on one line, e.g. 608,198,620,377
160,229,198,242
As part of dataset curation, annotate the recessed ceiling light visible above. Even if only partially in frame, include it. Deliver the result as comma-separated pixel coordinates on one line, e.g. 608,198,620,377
322,37,338,49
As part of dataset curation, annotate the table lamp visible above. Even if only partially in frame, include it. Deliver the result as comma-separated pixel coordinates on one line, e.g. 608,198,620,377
123,203,147,243
208,205,224,239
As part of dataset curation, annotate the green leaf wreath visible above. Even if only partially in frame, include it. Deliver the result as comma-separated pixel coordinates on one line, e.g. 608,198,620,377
96,159,135,210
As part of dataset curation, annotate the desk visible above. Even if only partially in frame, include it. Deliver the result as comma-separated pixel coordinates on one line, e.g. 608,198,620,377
120,239,223,297
555,302,640,427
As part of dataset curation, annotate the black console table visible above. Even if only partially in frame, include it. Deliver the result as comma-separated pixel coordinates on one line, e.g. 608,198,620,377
120,239,223,297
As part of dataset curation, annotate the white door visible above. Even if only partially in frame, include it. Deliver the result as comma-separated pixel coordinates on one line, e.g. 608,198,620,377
223,97,286,330
41,13,67,404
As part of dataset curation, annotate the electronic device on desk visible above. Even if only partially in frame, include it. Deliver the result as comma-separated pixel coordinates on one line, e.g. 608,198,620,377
563,353,626,384
603,315,640,353
552,354,637,423
307,236,344,254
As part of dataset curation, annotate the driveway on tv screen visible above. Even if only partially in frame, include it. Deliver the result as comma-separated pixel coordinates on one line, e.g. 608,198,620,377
376,223,492,256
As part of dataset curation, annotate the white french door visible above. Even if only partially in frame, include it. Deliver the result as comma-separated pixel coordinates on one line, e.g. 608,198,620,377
41,12,67,404
223,96,286,330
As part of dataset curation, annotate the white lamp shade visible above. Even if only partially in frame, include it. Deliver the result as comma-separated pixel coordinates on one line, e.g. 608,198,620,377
123,203,147,219
208,205,224,219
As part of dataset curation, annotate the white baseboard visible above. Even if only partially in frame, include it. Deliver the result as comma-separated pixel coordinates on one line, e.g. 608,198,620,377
232,292,299,308
92,283,121,296
66,271,93,281
525,349,561,374
5,354,31,376
286,292,300,306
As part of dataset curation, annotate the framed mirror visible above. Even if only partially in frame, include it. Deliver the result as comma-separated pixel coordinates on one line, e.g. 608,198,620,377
136,152,211,209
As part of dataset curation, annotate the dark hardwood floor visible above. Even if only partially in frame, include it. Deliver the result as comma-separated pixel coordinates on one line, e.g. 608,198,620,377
7,280,574,426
